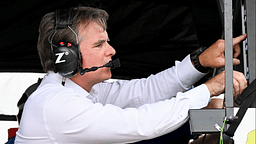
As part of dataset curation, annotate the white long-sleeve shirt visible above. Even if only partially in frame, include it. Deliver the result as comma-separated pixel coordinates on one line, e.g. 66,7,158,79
15,55,210,144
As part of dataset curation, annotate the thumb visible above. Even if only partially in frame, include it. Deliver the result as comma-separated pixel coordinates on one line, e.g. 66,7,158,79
233,58,240,65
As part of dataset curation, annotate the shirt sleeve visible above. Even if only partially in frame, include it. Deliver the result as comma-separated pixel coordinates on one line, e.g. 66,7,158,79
44,84,210,144
92,54,207,108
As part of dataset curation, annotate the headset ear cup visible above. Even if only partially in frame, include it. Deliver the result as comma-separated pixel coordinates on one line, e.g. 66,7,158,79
52,43,79,78
48,7,81,78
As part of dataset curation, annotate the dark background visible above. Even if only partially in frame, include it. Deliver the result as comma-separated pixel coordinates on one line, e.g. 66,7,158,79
0,0,243,80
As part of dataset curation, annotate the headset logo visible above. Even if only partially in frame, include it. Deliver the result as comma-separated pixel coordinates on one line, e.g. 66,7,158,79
55,52,68,64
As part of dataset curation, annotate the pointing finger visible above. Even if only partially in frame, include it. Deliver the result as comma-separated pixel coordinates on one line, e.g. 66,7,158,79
233,34,247,45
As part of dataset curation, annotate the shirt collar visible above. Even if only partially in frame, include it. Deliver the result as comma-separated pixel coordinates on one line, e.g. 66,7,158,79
47,71,90,97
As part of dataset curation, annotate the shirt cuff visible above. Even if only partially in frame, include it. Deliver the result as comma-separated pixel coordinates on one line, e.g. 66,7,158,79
176,54,207,88
182,84,211,109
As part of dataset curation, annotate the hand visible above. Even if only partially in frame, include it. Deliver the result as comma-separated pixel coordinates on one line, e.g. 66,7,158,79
205,70,247,97
199,34,247,68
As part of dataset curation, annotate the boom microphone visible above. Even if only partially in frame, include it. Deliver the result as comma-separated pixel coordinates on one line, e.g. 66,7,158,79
104,58,121,69
79,58,121,75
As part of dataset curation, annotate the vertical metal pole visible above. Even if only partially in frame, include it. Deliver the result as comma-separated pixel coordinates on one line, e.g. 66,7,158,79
245,0,256,108
241,3,248,77
224,0,234,120
246,0,256,83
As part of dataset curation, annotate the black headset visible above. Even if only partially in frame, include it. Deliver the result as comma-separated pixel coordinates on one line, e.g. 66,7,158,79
48,7,82,78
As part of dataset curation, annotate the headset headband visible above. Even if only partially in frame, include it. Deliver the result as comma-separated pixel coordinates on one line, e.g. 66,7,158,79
55,7,75,29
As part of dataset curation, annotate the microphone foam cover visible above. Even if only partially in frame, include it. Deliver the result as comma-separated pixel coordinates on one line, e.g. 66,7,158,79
112,58,121,68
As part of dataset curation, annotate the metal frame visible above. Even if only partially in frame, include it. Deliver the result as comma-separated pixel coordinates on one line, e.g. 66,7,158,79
189,0,256,138
245,0,256,83
245,0,256,107
224,0,234,126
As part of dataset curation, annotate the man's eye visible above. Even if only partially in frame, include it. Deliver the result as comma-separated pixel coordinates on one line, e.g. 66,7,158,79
95,44,102,47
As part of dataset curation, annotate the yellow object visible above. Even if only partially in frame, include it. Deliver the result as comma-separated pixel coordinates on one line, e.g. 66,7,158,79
246,130,256,144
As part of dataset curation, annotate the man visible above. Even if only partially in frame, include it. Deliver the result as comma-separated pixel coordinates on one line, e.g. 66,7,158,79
15,6,247,144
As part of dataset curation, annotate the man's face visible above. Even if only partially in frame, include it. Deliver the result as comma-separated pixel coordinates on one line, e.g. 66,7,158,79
78,22,116,84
